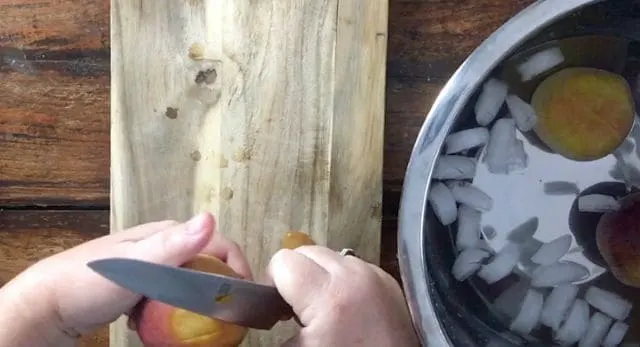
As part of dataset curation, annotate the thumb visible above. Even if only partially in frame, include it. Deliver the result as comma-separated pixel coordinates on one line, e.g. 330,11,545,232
127,212,215,266
267,248,329,326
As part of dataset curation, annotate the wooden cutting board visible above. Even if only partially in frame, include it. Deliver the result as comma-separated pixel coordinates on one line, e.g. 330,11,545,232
110,0,387,346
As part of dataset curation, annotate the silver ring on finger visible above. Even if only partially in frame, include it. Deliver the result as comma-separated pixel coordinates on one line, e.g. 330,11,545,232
339,248,357,257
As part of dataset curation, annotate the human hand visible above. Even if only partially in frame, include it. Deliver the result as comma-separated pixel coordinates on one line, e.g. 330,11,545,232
267,246,420,347
0,212,251,345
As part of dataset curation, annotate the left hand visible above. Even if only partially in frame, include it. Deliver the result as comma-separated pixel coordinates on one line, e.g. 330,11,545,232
1,212,252,341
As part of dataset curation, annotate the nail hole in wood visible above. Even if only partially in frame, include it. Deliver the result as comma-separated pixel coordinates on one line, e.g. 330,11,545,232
165,107,178,119
195,68,217,85
190,150,202,161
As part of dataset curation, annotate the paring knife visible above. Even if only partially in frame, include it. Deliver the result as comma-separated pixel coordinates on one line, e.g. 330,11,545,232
87,258,295,330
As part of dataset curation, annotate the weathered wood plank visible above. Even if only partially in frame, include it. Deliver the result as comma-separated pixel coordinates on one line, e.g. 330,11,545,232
0,70,109,206
0,0,110,206
110,1,387,346
0,0,109,52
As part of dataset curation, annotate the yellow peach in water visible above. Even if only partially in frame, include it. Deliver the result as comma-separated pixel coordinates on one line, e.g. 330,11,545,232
531,67,635,161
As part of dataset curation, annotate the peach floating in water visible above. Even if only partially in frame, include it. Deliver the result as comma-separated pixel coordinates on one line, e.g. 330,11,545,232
531,67,635,161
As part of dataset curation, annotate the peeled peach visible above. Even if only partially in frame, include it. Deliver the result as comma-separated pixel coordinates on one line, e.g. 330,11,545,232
531,67,635,161
280,231,316,249
133,254,247,347
596,192,640,287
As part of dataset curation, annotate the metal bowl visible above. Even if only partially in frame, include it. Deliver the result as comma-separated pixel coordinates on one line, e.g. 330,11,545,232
397,1,640,346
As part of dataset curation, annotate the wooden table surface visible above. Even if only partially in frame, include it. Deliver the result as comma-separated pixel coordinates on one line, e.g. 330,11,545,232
0,0,535,345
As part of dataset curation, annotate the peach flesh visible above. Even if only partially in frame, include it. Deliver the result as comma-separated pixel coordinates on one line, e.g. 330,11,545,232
134,232,317,346
531,67,635,161
133,254,247,347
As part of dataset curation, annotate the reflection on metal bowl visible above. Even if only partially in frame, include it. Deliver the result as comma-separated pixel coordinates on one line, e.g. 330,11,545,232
398,1,640,346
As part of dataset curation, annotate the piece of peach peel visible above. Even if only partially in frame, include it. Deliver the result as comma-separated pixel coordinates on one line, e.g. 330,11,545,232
531,67,635,161
280,231,316,250
596,192,640,288
133,254,247,347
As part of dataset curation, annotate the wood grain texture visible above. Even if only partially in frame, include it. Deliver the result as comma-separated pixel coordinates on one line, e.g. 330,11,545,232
0,70,110,206
0,0,538,346
0,0,109,51
110,1,387,346
0,0,110,206
0,210,109,345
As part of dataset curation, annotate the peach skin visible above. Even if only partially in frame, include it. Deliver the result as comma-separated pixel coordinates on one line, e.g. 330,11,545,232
596,192,640,288
132,254,248,347
280,231,316,250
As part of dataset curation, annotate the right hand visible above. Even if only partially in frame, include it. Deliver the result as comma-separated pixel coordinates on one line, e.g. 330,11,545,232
267,246,420,346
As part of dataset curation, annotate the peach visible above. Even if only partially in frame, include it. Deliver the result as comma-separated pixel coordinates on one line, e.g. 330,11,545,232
531,67,635,161
132,254,247,347
596,192,640,288
280,231,316,250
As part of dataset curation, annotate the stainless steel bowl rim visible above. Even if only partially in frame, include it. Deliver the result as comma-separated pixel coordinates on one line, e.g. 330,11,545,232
397,0,604,346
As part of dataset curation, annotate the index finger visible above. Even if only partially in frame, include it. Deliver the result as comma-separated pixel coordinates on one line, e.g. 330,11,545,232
201,226,253,281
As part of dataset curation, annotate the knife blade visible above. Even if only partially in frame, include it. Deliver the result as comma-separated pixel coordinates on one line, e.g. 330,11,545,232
87,257,294,330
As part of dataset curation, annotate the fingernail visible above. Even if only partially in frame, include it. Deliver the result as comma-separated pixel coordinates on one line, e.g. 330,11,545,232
186,213,205,235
